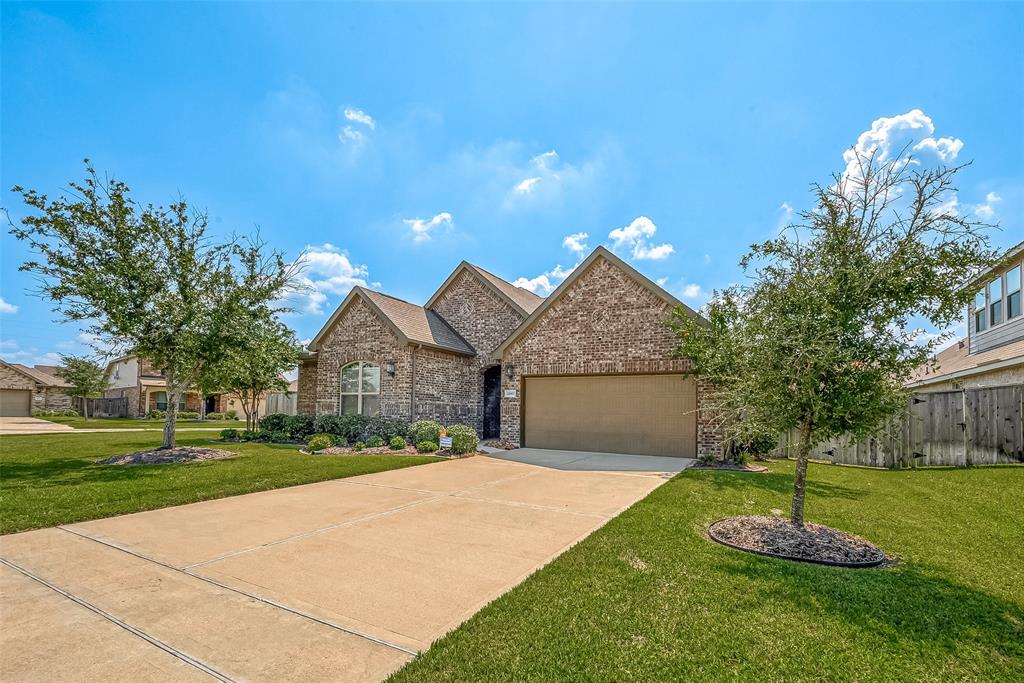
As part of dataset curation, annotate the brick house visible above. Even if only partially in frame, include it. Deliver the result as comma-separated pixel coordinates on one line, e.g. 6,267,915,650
0,361,73,416
299,246,722,458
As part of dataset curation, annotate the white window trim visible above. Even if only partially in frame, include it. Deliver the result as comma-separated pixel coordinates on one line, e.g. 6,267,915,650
339,361,381,416
973,257,1024,336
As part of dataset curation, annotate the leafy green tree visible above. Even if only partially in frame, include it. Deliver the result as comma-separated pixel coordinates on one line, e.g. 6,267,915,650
56,354,108,420
669,149,995,527
8,161,299,448
200,316,300,431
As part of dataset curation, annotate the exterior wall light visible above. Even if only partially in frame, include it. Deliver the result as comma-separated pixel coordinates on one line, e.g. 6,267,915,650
505,363,515,380
385,360,397,377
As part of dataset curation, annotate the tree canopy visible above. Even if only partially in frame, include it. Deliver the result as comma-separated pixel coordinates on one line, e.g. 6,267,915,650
9,161,301,447
56,354,108,420
669,148,995,526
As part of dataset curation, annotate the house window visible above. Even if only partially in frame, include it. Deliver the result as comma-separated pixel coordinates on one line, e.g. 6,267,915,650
340,362,380,416
154,391,186,411
973,289,987,332
1008,265,1021,320
989,277,1003,326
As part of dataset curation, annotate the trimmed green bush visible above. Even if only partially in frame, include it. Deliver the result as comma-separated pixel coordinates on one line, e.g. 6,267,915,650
260,413,290,432
366,436,385,448
179,411,200,420
361,416,409,442
220,428,239,441
445,424,478,455
225,410,238,419
415,440,438,453
62,408,80,417
205,411,225,420
389,436,406,450
147,409,166,419
408,419,442,444
285,414,316,440
307,434,335,453
240,429,259,441
352,441,365,452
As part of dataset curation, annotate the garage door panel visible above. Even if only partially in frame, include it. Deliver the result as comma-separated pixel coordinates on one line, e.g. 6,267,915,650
0,390,33,417
523,375,696,457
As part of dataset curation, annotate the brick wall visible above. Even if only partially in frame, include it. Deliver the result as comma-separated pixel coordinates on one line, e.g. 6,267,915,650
429,269,526,432
297,359,318,415
0,365,35,391
500,255,723,455
33,387,72,412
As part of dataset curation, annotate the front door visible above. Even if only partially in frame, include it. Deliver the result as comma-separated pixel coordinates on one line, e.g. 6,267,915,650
483,366,502,440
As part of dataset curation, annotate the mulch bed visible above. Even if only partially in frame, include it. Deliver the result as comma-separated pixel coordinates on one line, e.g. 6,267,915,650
307,445,422,456
690,461,769,473
708,515,887,568
481,440,518,450
98,447,238,466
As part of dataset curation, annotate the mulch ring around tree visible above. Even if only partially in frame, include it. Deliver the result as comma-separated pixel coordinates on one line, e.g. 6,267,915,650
708,515,887,568
689,461,769,473
98,447,238,466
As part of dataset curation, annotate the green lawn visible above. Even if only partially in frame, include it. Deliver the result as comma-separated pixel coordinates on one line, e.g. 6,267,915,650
0,431,439,534
393,461,1024,682
37,415,245,429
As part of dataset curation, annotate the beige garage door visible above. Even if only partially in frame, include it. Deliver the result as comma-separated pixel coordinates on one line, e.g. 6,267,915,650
0,389,33,417
523,374,697,457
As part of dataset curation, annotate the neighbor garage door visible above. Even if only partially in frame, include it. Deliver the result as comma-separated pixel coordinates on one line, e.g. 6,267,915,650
0,389,33,417
523,374,697,457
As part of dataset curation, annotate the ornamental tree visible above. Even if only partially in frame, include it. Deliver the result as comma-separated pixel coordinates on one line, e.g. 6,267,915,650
56,354,108,420
8,161,300,448
669,148,995,527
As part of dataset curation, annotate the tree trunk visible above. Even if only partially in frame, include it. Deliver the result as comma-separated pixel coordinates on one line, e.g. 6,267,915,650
161,374,179,450
790,419,813,527
82,398,89,421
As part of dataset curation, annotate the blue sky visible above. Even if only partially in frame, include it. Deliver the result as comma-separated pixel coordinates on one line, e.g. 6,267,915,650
2,2,1022,365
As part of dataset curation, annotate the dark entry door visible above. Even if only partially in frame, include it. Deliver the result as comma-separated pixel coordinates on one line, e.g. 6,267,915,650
483,366,502,440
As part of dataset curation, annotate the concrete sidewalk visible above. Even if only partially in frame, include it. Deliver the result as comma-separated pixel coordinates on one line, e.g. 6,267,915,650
0,453,675,682
0,416,230,436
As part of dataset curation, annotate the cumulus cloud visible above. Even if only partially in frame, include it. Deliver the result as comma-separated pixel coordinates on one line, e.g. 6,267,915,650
289,244,370,315
0,338,63,366
680,283,705,300
403,211,454,244
842,109,963,185
562,232,589,255
608,216,675,261
503,147,606,209
0,296,17,314
512,264,575,296
972,191,1002,220
343,107,375,130
513,177,541,194
339,126,364,144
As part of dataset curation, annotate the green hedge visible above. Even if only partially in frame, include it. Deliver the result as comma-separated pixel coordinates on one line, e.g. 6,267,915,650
445,424,478,455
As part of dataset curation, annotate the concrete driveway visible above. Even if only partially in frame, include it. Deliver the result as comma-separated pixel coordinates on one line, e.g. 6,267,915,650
0,416,75,434
0,452,688,682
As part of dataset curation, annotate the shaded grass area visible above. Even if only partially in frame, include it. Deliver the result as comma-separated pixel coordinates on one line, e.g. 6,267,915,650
0,431,439,534
37,416,244,429
393,461,1024,682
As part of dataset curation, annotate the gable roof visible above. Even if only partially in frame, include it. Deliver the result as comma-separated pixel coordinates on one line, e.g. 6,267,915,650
907,337,1024,388
425,261,544,316
492,245,703,358
307,286,475,356
1,361,72,388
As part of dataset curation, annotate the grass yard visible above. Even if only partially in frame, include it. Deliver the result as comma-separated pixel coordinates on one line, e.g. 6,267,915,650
393,461,1024,682
0,431,439,534
37,415,245,429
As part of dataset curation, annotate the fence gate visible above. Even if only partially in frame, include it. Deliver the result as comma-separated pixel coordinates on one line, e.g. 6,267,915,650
964,384,1024,465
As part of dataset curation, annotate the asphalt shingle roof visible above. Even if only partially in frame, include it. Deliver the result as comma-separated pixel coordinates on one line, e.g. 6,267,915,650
466,264,544,314
360,288,475,355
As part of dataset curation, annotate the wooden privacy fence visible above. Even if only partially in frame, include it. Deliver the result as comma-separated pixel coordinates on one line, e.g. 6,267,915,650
79,396,129,418
265,391,297,416
775,384,1024,468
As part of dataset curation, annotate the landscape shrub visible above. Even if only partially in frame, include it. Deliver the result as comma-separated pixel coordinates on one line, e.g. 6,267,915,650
415,440,438,453
445,424,478,455
225,410,238,420
408,419,442,444
147,409,166,419
352,441,365,452
313,414,365,442
220,428,239,441
260,413,290,433
205,411,225,420
240,429,259,441
285,414,316,440
306,434,335,453
255,429,291,443
178,411,200,420
389,436,406,450
360,416,409,442
366,436,385,448
61,408,80,417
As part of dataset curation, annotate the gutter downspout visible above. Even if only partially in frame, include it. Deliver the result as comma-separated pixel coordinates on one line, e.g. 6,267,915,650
410,344,421,419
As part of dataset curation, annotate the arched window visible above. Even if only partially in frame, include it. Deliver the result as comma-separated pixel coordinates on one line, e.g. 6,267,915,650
340,362,381,415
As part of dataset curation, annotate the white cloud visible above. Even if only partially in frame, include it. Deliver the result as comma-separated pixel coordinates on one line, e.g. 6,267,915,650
0,296,17,314
403,212,454,244
290,244,370,315
343,107,375,130
562,232,589,255
338,126,364,144
608,216,674,261
680,283,705,299
656,277,669,287
842,109,963,185
0,338,63,366
972,191,1002,220
513,177,541,194
512,264,575,296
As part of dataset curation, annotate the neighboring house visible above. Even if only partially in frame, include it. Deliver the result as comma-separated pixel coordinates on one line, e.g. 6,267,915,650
0,361,73,416
104,355,295,418
299,246,722,458
908,240,1024,391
